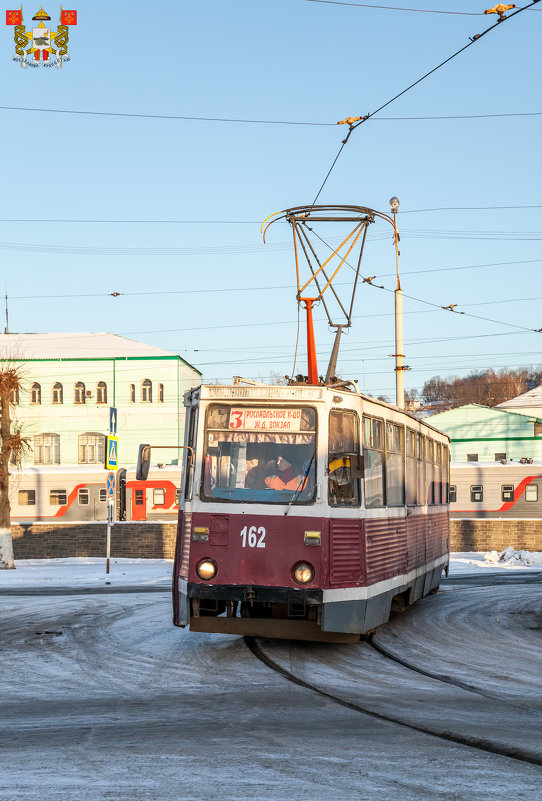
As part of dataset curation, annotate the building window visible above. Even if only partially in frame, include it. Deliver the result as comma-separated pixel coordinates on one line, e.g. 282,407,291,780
31,383,41,404
19,489,35,505
449,485,457,503
34,433,60,465
74,381,86,404
501,485,514,503
495,452,506,462
52,382,63,404
158,383,164,403
153,488,166,505
470,485,483,502
129,384,135,403
78,433,106,464
9,387,19,405
96,381,107,404
50,489,67,506
525,484,538,502
535,422,542,436
78,488,89,505
99,489,107,502
467,453,478,462
141,379,152,403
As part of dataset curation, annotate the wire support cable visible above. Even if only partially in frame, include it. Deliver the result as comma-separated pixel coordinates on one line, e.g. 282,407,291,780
312,0,541,202
305,0,540,14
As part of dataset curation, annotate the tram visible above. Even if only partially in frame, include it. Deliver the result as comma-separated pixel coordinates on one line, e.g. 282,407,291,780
141,203,450,641
170,381,449,641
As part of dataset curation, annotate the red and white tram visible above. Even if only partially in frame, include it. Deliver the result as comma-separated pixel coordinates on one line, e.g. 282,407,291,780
172,382,450,642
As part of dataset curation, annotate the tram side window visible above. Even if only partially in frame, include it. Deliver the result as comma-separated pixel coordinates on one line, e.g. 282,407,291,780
525,484,538,502
425,439,434,505
501,485,514,503
449,485,457,503
471,485,483,502
184,405,198,501
406,429,417,505
363,416,385,508
442,444,450,503
328,409,360,507
434,443,442,505
386,421,404,506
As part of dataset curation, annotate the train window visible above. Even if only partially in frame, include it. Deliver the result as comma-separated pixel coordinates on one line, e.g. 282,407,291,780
96,382,107,404
52,382,63,404
79,433,106,464
203,404,316,505
467,453,478,462
18,490,35,505
34,433,60,465
386,422,404,506
449,485,457,503
153,488,166,505
405,429,417,505
470,485,483,502
175,489,180,505
31,382,41,404
328,410,360,507
78,488,90,505
50,489,67,506
363,416,385,508
501,485,514,503
99,489,107,503
135,490,144,506
525,484,538,502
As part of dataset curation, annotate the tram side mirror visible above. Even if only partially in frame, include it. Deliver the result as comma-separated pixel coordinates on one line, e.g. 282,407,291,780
136,444,151,481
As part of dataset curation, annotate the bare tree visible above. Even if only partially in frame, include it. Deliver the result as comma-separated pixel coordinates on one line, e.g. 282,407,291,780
0,365,30,569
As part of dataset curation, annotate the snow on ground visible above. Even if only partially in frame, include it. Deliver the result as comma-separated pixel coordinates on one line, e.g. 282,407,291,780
0,550,540,589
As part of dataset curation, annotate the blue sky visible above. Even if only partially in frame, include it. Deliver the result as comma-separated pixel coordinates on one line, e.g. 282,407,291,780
1,0,540,400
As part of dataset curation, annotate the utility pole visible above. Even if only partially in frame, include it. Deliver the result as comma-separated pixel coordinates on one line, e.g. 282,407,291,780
389,197,405,409
4,289,8,334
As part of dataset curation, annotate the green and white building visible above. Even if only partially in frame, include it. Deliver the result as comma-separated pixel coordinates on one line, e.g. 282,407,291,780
1,333,201,468
427,403,542,463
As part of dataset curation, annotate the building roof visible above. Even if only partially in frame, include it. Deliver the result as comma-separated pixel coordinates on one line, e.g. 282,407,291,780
0,332,193,362
497,385,542,409
429,402,542,423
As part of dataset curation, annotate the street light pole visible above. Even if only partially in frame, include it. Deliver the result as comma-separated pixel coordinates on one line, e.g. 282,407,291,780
389,196,404,409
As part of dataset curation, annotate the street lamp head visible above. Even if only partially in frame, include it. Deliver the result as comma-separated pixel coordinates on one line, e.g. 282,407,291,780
389,196,400,214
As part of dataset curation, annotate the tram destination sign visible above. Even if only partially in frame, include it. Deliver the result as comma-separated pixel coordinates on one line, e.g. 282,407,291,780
228,407,303,432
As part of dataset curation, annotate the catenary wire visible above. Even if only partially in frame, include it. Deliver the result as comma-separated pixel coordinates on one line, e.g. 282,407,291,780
312,1,541,202
305,0,540,14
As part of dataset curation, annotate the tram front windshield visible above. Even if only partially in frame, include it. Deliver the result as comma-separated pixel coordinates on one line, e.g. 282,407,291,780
202,405,316,504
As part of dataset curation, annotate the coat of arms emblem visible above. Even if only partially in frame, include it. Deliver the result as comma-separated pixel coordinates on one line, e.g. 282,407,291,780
6,5,77,68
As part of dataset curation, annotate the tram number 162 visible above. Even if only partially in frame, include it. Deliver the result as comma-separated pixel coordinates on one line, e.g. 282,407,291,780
240,525,266,549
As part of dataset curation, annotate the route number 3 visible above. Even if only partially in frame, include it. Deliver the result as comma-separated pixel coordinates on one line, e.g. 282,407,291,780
240,525,266,548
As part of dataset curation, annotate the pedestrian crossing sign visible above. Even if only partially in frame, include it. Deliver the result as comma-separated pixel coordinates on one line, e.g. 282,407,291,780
106,435,119,470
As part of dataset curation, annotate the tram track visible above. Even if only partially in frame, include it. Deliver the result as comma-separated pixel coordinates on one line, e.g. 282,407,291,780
245,636,542,768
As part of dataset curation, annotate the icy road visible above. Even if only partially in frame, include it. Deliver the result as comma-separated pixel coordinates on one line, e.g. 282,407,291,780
0,556,541,801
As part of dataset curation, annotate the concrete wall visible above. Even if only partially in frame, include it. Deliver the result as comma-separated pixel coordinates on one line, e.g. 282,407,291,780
12,521,178,560
11,520,542,560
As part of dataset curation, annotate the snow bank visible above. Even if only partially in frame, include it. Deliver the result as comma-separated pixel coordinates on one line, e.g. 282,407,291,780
0,557,173,588
484,547,542,566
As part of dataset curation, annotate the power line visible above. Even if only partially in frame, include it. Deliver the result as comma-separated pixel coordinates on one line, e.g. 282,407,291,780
312,1,541,202
305,0,541,14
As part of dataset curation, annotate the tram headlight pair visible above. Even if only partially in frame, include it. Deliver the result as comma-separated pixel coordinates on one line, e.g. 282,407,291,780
292,562,315,585
196,559,218,581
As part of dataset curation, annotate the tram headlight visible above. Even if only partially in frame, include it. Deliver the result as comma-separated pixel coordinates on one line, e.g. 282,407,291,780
196,559,218,581
293,561,315,585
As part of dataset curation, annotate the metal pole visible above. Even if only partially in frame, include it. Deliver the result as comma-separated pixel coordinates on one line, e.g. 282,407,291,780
391,202,405,409
106,500,112,574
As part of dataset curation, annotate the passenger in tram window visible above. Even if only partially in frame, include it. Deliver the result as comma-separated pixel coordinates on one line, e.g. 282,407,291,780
244,459,266,489
265,456,305,491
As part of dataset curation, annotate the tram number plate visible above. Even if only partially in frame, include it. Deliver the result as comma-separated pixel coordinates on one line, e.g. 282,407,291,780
240,525,266,549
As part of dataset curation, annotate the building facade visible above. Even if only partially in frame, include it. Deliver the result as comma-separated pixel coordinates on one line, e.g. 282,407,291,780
1,333,201,469
426,403,542,463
